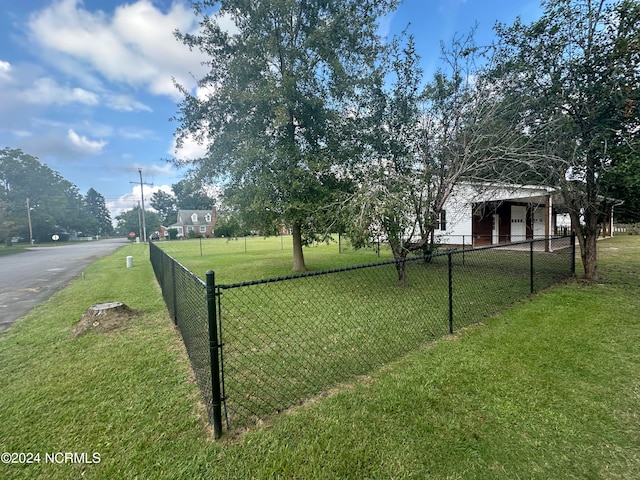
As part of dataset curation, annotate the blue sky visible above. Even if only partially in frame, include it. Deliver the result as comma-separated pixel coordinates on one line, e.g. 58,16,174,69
0,0,541,220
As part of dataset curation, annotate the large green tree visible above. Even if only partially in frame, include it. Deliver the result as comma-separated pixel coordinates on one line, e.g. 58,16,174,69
1,148,53,243
493,0,640,280
174,0,396,272
115,207,161,239
602,0,640,223
346,34,428,283
150,190,178,225
347,31,537,283
1,148,70,242
0,148,111,243
84,188,114,236
171,178,215,211
605,150,640,222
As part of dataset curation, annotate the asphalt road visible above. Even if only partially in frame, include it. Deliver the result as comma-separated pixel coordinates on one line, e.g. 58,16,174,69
0,238,130,333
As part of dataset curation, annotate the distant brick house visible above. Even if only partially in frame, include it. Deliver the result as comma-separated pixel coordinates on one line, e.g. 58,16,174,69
162,208,218,239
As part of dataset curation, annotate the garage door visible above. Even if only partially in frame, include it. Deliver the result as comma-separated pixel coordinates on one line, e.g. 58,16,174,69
511,205,526,241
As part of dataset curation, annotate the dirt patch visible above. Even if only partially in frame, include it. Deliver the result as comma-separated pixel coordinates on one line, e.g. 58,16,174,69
73,302,140,337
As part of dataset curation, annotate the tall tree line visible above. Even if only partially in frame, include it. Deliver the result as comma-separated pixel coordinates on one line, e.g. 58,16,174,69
0,147,114,244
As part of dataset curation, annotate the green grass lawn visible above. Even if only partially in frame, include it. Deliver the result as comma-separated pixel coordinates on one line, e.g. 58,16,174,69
156,234,393,282
154,236,573,430
1,236,639,479
0,244,30,256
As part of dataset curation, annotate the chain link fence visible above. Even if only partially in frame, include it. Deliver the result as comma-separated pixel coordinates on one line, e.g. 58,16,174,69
151,235,575,436
149,242,216,427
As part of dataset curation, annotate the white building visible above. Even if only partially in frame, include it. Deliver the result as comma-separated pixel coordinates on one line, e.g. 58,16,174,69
431,183,618,250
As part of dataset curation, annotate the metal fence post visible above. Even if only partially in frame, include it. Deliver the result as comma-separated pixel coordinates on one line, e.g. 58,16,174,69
462,236,466,266
206,270,223,439
171,260,178,325
448,252,454,334
530,240,535,294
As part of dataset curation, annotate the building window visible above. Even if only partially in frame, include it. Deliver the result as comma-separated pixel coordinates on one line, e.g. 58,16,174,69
437,210,447,231
205,213,211,222
191,213,198,222
200,226,207,233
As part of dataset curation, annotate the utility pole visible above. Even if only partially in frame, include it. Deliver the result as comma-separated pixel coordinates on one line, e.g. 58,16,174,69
139,169,147,242
26,198,33,245
136,201,143,241
130,169,153,242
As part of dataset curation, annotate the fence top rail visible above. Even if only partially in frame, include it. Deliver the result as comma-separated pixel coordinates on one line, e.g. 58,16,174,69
216,235,572,290
466,235,571,252
218,256,412,290
150,241,207,288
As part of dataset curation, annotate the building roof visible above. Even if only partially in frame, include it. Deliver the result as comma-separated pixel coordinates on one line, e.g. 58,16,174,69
170,209,216,227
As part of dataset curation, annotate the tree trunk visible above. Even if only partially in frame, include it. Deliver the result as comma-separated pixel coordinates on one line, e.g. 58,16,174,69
581,206,600,281
86,302,130,316
292,221,306,273
582,231,598,280
570,210,599,281
394,257,408,286
390,241,408,286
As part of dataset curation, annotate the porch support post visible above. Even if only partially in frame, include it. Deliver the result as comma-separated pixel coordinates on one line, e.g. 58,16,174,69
608,205,615,238
545,194,552,252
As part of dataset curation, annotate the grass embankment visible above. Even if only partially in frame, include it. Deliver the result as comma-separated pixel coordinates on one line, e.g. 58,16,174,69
1,236,639,479
0,244,30,256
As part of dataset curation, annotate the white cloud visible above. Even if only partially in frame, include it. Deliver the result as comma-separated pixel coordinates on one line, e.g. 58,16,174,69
170,132,209,163
378,11,395,39
78,120,113,138
195,84,218,101
68,128,107,154
107,183,174,222
117,127,155,140
22,77,99,106
131,162,175,177
11,130,33,138
18,76,153,111
105,93,152,112
0,60,12,81
28,0,208,99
